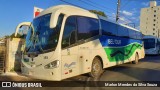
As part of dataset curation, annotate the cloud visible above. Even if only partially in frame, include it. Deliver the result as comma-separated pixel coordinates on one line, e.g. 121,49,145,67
130,17,139,21
105,13,116,22
121,10,133,16
142,2,149,6
111,12,132,23
119,16,132,24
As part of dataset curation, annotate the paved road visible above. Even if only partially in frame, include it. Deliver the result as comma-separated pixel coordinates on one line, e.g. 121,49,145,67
0,56,160,90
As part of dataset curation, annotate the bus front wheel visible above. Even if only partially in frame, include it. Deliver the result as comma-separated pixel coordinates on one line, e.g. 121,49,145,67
132,53,139,64
89,57,103,78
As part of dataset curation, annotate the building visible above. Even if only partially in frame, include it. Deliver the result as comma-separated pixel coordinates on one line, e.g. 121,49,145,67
140,1,160,38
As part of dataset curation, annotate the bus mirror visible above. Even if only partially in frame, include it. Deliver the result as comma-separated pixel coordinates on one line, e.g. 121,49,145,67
15,22,31,37
50,11,61,29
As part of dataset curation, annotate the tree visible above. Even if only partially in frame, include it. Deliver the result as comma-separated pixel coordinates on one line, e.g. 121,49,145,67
4,35,10,39
89,10,107,17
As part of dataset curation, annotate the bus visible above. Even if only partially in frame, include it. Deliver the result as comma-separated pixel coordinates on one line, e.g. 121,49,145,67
15,5,145,81
143,35,160,55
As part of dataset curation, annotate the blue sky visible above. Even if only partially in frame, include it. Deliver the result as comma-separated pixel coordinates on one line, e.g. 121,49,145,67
0,0,153,38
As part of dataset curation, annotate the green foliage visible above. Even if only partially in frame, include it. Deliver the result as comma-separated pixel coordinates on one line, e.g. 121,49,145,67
2,33,23,39
10,68,15,72
89,10,107,17
4,35,10,39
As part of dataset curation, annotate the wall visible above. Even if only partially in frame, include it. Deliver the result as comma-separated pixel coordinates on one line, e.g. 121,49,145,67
6,38,24,72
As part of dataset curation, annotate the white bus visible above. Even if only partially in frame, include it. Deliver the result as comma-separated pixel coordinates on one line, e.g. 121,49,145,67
143,35,160,55
15,5,145,81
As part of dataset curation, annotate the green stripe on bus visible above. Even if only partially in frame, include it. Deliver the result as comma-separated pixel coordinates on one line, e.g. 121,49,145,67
104,43,142,62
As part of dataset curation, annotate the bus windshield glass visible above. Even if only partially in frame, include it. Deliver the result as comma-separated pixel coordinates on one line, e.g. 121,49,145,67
143,38,155,49
25,14,63,53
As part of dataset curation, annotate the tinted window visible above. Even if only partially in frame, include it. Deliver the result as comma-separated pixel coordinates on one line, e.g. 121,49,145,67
136,31,143,39
143,38,155,49
77,17,99,40
62,16,77,48
117,25,129,37
129,29,136,39
26,14,64,53
100,20,118,36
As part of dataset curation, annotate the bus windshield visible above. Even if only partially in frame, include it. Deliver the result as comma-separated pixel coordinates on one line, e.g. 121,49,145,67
143,38,155,49
25,14,63,53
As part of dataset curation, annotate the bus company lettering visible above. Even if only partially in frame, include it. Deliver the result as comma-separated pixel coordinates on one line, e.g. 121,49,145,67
64,62,76,69
108,39,121,45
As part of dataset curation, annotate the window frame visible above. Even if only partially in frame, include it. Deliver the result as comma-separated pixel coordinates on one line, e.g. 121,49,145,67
76,16,100,41
100,19,142,40
61,15,100,49
61,16,78,49
100,19,118,36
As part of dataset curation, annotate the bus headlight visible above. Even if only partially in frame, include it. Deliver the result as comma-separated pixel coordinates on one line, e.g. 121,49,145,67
44,60,60,69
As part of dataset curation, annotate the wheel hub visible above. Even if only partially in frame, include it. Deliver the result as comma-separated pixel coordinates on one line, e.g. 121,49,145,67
93,63,100,73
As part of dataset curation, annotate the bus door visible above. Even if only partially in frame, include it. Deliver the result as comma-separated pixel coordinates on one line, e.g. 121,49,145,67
78,43,91,74
61,16,79,79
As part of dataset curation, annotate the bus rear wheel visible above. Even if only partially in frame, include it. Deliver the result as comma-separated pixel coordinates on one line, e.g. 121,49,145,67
90,57,103,78
132,53,139,64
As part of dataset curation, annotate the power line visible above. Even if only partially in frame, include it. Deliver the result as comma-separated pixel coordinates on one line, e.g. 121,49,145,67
121,0,130,9
87,0,131,22
78,0,111,13
78,0,120,19
104,0,116,5
78,0,122,21
60,0,117,19
120,12,134,20
87,0,117,12
83,0,136,24
59,0,88,10
59,0,135,24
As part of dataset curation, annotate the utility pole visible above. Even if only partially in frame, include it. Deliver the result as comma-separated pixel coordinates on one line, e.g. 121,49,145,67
116,0,121,22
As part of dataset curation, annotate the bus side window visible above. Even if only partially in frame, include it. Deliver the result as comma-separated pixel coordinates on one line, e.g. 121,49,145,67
129,29,136,39
136,32,143,40
117,25,129,37
100,19,118,36
62,16,77,49
77,16,99,40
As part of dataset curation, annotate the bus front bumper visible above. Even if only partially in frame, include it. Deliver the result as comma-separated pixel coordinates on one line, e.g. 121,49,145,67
21,66,62,81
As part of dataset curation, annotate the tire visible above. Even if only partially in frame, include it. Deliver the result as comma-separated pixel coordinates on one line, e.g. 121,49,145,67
132,53,139,64
89,57,103,78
